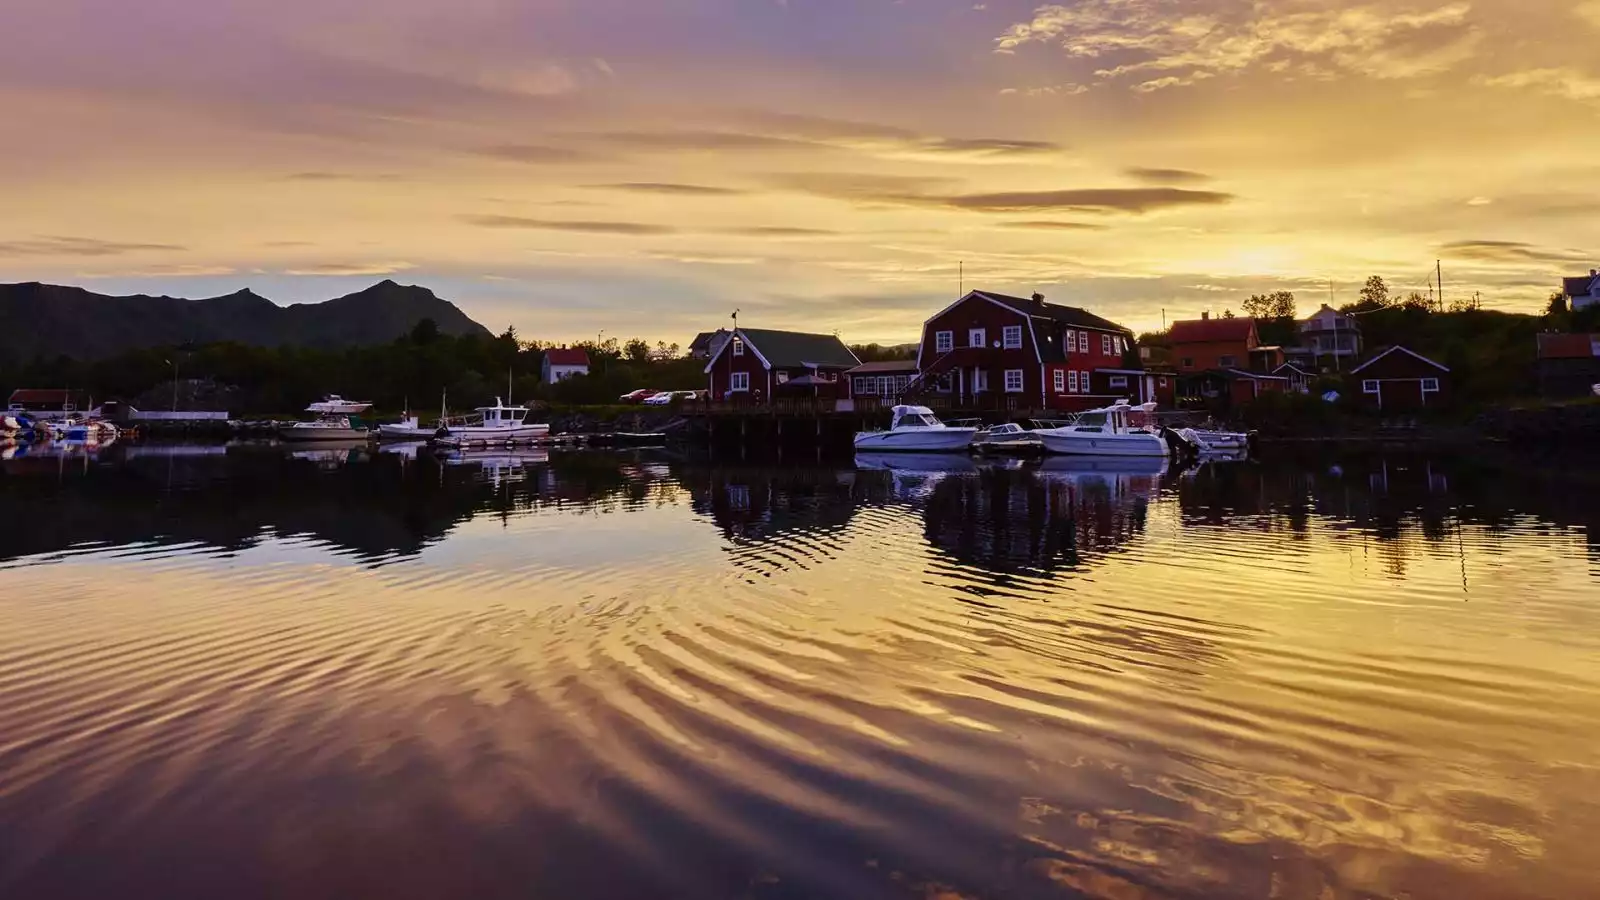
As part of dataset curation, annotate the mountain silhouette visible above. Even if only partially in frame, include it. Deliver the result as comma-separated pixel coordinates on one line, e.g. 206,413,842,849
0,280,493,359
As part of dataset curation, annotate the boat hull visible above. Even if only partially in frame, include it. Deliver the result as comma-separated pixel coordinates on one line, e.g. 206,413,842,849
1177,428,1249,452
376,423,435,440
1032,430,1168,457
436,423,551,442
853,428,976,452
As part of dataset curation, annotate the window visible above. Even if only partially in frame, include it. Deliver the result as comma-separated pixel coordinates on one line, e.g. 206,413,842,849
1109,375,1128,388
1362,379,1379,394
1181,357,1194,369
1080,370,1091,393
1422,378,1440,393
1064,330,1075,353
935,372,953,392
974,369,989,392
969,328,987,348
1003,325,1023,349
1159,377,1168,387
895,375,910,393
1219,355,1237,368
1101,334,1113,355
732,338,744,357
1078,331,1089,353
775,371,789,384
1053,369,1065,393
1068,370,1079,393
935,330,953,353
1004,369,1024,392
854,377,868,394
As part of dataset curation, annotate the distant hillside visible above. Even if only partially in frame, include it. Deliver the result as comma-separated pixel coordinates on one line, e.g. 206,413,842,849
0,280,493,360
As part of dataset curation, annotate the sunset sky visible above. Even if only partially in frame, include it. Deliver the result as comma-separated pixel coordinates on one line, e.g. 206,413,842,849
3,0,1597,344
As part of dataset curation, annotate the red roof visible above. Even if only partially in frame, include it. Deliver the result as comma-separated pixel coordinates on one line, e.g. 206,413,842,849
1536,333,1600,360
1169,317,1255,344
544,348,590,366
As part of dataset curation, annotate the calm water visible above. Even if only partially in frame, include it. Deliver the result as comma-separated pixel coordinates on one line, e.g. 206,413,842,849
1,442,1597,900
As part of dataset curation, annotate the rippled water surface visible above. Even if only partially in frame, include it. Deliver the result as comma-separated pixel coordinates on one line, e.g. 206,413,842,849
2,442,1598,899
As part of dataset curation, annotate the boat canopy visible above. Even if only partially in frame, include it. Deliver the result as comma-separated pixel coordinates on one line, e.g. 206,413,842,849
891,405,935,417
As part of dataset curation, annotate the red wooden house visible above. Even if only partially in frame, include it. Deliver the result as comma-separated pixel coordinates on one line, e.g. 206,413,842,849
913,290,1147,411
703,328,861,402
1169,314,1260,373
1350,346,1450,411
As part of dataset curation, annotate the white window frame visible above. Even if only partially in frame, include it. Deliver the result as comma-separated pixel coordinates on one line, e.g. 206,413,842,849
1053,369,1065,393
775,371,789,384
853,377,868,394
935,330,953,354
1109,375,1128,388
732,338,744,357
1101,334,1113,355
1422,378,1440,393
895,375,910,393
1078,331,1089,353
730,371,750,392
1002,325,1023,349
1362,379,1380,394
1068,370,1079,393
1064,330,1075,353
969,328,987,348
974,369,989,392
1080,370,1091,393
1004,369,1024,393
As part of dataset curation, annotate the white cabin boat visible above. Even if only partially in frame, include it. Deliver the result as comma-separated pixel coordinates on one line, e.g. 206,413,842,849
306,395,373,415
853,405,978,453
279,417,369,442
1028,401,1169,458
1175,427,1250,453
432,398,549,443
972,422,1043,454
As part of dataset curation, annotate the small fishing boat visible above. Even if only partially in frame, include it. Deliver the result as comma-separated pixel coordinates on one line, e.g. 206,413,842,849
1175,427,1251,453
854,405,979,453
972,422,1043,455
431,397,549,443
306,394,374,415
1028,400,1168,458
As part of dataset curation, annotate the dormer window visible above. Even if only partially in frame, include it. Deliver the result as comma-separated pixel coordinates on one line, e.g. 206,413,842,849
732,338,744,357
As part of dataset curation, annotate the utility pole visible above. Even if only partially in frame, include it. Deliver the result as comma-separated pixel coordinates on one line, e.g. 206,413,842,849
1436,259,1444,312
958,261,963,298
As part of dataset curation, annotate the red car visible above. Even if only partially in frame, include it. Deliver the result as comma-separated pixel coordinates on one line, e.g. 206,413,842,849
619,389,659,403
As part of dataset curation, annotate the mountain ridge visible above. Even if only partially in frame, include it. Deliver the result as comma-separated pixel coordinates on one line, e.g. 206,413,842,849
0,280,493,360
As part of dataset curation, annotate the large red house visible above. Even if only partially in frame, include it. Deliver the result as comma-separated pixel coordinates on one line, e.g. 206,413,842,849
913,290,1147,411
703,328,862,402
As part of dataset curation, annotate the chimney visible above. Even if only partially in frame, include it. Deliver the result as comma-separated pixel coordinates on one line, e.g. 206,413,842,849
1201,310,1210,321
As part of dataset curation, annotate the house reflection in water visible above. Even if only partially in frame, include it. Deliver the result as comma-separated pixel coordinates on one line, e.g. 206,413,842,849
919,458,1164,579
684,466,866,576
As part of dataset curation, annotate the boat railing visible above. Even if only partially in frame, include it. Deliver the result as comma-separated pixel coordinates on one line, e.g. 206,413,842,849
944,417,983,428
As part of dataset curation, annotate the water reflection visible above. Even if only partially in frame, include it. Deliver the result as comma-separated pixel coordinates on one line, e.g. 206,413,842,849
1,443,1598,899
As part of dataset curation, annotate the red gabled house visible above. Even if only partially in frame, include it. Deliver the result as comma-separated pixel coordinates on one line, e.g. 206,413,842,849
1351,346,1451,411
703,328,862,402
1169,314,1260,373
913,290,1148,411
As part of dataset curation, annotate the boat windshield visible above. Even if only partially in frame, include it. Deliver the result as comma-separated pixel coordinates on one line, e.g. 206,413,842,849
1075,412,1108,427
894,413,939,428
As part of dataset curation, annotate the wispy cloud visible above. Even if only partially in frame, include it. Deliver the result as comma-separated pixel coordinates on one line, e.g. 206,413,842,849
1000,220,1110,230
1477,67,1600,101
474,144,604,164
719,226,840,237
772,176,1234,214
283,172,402,182
0,236,185,257
1438,239,1594,264
585,182,745,196
1125,167,1212,185
283,261,418,275
995,1,1480,90
459,215,677,235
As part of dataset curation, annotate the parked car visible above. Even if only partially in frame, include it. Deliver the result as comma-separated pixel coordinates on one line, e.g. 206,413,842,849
620,389,659,403
643,390,699,406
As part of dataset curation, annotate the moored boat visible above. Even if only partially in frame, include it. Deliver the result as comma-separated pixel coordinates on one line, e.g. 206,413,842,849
279,417,370,442
431,397,549,443
972,422,1043,455
853,405,978,453
306,394,373,415
1027,400,1168,457
1176,427,1251,453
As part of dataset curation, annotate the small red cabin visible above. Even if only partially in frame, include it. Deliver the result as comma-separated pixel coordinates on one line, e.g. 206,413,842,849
1350,346,1451,411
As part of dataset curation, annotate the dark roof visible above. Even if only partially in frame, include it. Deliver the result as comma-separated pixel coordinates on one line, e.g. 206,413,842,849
738,328,860,369
544,347,590,366
1210,368,1288,381
846,360,919,374
688,330,729,354
8,389,85,404
1562,275,1597,297
1169,317,1255,344
1536,333,1600,360
972,291,1132,334
1350,345,1449,374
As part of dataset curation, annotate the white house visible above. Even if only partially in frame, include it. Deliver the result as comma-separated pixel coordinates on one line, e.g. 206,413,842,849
1298,304,1362,364
1562,270,1599,310
542,347,590,382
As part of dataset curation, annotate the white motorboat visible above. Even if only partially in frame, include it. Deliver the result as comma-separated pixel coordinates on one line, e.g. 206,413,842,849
853,405,978,453
279,417,370,442
377,415,434,440
854,451,977,473
972,422,1043,455
306,394,373,415
1028,400,1169,458
432,397,549,443
1175,427,1250,453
